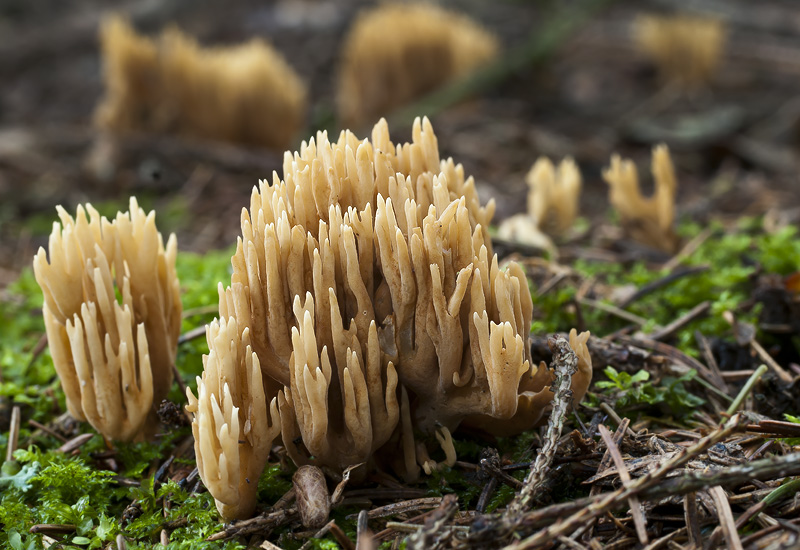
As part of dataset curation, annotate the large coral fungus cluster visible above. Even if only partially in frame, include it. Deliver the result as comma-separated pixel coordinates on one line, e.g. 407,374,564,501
96,16,307,150
33,198,182,442
337,3,499,127
187,117,593,520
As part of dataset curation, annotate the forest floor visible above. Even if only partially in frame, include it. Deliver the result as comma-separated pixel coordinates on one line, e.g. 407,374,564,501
1,0,800,548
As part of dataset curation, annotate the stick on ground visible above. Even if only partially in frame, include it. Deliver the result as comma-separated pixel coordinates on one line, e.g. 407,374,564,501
508,334,577,515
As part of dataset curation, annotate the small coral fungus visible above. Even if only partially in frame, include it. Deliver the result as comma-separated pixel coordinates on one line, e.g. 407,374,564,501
33,198,181,442
603,144,679,253
498,156,582,250
634,14,726,89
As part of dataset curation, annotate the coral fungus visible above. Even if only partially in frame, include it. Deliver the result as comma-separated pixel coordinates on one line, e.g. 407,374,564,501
33,198,181,441
634,14,726,88
603,144,679,253
188,117,592,519
497,156,582,250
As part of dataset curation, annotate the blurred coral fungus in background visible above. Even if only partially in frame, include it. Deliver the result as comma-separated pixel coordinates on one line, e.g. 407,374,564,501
96,16,308,150
2,0,800,548
336,3,499,127
633,14,727,89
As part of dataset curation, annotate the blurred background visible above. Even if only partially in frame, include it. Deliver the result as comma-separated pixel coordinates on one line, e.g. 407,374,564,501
1,0,800,285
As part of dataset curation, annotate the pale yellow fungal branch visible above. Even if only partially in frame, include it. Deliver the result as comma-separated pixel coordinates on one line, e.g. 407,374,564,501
96,16,307,150
185,317,281,520
32,198,181,441
337,3,499,126
603,144,679,253
497,156,582,250
634,14,727,89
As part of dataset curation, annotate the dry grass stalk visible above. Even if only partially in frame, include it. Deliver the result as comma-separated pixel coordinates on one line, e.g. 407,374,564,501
598,424,649,545
337,3,499,127
406,494,458,550
603,144,679,253
709,485,745,550
634,14,726,89
96,16,307,150
33,198,181,441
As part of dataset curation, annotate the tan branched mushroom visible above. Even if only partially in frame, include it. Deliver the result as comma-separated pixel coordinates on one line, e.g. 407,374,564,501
33,198,181,441
634,14,726,89
186,316,281,520
196,116,591,491
96,16,307,150
603,144,678,253
497,156,582,249
337,3,499,126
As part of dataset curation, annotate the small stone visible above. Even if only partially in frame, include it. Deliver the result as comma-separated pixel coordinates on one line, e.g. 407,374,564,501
292,465,330,529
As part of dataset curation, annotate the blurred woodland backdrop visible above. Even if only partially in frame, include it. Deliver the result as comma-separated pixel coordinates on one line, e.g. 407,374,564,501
2,0,800,281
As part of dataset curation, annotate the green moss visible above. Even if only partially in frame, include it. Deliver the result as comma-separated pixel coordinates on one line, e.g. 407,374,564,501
0,447,119,549
423,465,482,511
124,480,241,549
532,220,798,355
257,464,294,504
485,483,515,513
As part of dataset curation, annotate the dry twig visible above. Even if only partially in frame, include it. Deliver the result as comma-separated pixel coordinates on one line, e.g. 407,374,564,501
598,424,648,545
206,508,298,541
6,405,20,461
709,485,744,550
407,494,459,550
508,334,578,515
355,510,373,550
